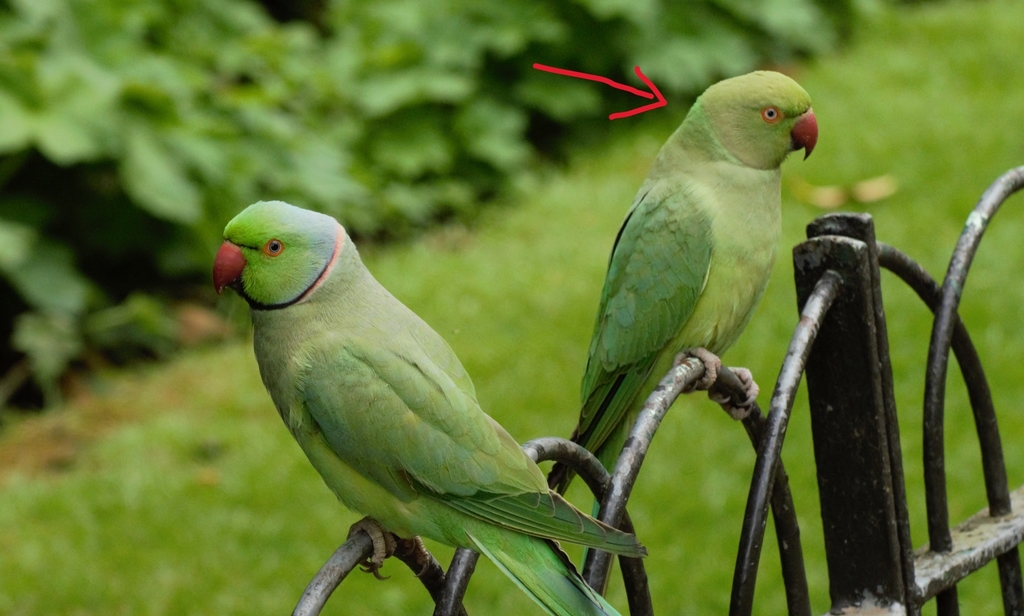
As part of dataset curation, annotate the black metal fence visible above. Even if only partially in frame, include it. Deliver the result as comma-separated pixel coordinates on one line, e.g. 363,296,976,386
292,167,1024,616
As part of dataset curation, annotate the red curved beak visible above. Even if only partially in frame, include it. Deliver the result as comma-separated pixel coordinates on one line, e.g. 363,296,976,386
791,108,818,159
213,241,246,294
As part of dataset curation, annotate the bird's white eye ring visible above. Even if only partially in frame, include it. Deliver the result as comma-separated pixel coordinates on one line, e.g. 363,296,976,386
761,106,782,123
264,239,284,256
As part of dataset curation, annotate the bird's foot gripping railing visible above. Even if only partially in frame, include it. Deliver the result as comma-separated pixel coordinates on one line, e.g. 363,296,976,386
292,352,814,616
292,167,1024,616
290,423,666,616
290,343,820,616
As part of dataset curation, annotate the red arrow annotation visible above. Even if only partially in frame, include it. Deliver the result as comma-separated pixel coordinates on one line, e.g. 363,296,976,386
532,63,667,120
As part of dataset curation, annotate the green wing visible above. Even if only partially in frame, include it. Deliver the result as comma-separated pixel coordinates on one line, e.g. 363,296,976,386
575,180,714,456
300,336,642,555
301,338,538,499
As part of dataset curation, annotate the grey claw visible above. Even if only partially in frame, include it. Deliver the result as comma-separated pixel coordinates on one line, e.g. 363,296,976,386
711,367,759,420
347,517,397,579
681,348,721,392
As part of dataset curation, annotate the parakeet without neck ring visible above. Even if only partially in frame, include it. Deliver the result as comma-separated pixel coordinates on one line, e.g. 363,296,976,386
213,200,645,616
549,70,818,493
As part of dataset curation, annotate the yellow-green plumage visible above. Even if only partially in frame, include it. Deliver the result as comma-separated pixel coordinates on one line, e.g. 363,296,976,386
218,201,644,616
551,71,815,491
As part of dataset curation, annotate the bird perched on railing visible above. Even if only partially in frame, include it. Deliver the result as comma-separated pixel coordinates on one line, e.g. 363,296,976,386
213,200,645,616
549,71,818,493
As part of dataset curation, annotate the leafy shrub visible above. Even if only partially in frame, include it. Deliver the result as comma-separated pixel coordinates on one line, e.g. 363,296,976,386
0,0,859,406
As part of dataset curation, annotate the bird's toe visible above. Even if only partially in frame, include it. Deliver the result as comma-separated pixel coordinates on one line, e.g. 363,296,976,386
348,517,398,579
709,367,759,420
683,348,721,391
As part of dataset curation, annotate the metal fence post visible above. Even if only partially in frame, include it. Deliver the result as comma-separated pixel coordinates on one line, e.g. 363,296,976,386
807,214,919,614
793,230,907,612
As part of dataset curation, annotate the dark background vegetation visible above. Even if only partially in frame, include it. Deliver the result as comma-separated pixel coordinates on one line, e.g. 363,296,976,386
0,0,856,408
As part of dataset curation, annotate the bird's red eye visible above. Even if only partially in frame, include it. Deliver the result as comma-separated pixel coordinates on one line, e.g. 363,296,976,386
263,239,284,256
761,106,782,124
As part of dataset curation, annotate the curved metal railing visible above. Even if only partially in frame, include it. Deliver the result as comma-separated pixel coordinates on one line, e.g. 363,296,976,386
290,167,1024,616
918,166,1024,615
291,356,818,616
728,271,841,616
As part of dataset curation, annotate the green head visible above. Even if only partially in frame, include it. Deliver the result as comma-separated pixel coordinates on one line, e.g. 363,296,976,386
696,70,817,169
213,200,343,309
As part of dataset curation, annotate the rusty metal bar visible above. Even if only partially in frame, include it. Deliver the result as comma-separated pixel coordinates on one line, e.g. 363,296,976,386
576,353,812,613
827,605,907,615
729,269,841,616
396,540,467,615
878,243,1008,512
795,234,906,611
434,549,478,616
293,533,374,616
620,512,654,616
293,532,459,616
523,437,615,500
744,406,812,616
715,370,812,616
922,166,1024,615
915,485,1024,601
809,215,918,615
878,242,1024,612
584,356,705,592
750,417,811,616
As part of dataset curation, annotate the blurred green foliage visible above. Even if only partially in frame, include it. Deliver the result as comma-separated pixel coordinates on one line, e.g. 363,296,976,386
0,0,859,404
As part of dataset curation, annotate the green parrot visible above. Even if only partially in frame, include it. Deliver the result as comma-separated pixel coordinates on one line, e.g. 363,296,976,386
212,200,645,616
549,71,817,493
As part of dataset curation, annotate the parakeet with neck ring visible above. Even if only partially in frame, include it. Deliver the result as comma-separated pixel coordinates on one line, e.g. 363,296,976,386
213,200,645,616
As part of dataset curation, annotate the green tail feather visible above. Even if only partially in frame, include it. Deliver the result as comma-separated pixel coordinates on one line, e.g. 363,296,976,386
469,531,621,616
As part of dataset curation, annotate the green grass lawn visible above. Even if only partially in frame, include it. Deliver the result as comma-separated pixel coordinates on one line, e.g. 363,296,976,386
3,1,1024,614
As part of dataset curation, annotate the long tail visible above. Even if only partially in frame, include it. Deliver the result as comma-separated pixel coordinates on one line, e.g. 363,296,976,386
469,531,620,616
